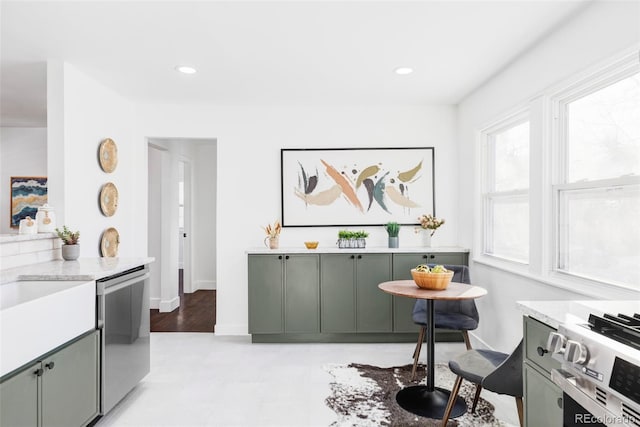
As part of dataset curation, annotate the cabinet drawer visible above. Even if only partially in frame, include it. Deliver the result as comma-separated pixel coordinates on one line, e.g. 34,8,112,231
524,316,561,375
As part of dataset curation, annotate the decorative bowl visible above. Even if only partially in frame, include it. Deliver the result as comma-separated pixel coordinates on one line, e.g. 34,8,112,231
410,269,454,290
304,241,319,249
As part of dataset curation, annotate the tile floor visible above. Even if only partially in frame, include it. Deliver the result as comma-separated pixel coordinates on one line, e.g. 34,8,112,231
98,333,519,427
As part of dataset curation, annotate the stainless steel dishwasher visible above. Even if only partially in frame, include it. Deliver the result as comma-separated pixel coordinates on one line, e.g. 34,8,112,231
96,265,151,414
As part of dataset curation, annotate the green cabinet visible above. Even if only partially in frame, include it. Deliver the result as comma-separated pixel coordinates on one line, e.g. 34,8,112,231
248,254,319,334
524,362,563,427
320,253,392,333
391,252,469,332
523,316,563,427
0,330,100,427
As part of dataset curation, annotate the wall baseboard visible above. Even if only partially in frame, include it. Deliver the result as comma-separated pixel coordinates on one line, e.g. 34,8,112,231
214,323,248,336
194,279,216,291
159,296,180,313
150,297,161,310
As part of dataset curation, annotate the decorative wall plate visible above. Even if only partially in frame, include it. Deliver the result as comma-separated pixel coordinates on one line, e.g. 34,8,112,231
100,227,120,257
99,138,118,173
99,182,118,217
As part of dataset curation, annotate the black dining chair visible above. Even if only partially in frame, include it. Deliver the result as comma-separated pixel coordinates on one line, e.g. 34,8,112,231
410,264,479,381
441,339,524,426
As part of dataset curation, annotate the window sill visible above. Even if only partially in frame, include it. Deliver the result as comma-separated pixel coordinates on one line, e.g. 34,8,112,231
472,255,639,301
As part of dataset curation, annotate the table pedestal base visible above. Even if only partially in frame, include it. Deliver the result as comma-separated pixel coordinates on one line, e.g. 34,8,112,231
396,386,467,419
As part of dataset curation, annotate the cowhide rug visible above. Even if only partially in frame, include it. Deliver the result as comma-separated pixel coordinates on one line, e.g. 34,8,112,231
324,363,509,427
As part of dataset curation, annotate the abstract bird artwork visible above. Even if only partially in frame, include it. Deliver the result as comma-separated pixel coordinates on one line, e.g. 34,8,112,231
282,148,435,226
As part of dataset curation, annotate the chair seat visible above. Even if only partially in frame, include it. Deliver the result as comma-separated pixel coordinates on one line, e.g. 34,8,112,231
413,311,479,331
448,349,508,385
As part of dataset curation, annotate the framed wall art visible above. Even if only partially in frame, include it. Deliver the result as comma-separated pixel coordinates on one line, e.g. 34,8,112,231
10,176,48,228
281,147,435,227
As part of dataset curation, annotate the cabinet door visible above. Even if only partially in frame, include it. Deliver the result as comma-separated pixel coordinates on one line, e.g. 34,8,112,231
248,255,284,333
524,362,563,427
524,316,561,375
42,331,99,427
392,254,424,332
0,362,39,427
321,254,356,332
284,254,320,333
356,254,392,332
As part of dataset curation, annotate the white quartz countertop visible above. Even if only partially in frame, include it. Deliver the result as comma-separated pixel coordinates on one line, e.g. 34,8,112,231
0,257,155,284
246,246,469,254
517,300,640,329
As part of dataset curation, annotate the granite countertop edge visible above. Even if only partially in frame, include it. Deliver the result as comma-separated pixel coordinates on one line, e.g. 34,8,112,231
0,257,155,284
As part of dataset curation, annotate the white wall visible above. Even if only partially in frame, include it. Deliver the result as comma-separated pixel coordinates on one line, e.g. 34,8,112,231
47,62,144,257
135,104,458,334
192,142,217,291
457,1,640,352
0,127,47,234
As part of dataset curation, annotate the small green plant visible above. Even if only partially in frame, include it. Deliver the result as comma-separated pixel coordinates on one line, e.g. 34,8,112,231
338,230,352,239
55,225,80,245
385,222,400,237
353,230,369,239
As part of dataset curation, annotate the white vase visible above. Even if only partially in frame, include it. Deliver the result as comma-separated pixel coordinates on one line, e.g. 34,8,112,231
61,244,80,261
422,232,432,247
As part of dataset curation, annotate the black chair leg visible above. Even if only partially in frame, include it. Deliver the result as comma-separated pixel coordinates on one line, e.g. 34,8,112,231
441,375,463,427
471,385,482,412
462,330,472,350
411,326,426,381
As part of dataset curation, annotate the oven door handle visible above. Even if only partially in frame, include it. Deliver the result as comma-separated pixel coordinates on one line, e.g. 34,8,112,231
97,272,151,296
551,369,628,427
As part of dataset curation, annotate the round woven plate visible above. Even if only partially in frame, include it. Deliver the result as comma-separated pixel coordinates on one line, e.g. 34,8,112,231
99,182,118,217
100,227,120,257
99,138,118,173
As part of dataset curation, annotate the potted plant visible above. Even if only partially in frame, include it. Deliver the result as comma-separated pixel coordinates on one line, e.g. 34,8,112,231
385,222,400,248
55,225,80,260
415,214,445,247
353,230,369,248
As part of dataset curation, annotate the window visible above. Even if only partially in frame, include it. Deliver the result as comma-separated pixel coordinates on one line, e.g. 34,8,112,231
554,69,640,287
482,116,530,263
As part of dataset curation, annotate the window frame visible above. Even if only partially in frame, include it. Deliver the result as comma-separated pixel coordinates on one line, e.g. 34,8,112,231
480,110,531,265
550,56,640,287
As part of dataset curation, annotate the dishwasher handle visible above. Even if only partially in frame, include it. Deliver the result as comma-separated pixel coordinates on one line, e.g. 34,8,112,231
97,272,151,296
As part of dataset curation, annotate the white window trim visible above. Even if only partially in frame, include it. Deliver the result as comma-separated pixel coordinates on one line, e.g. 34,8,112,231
474,47,640,298
478,108,530,268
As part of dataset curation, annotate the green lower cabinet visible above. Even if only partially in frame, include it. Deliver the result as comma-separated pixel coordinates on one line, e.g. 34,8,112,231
248,255,284,333
320,254,356,332
284,255,320,333
355,254,392,332
0,330,100,427
0,362,39,427
523,362,563,427
248,254,320,334
41,330,99,427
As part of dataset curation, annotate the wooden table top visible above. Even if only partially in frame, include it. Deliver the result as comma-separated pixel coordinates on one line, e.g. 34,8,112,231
378,280,487,301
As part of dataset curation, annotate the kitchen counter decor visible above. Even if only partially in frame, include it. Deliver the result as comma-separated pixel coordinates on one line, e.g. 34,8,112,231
262,220,281,249
98,138,118,173
337,230,368,248
55,225,80,261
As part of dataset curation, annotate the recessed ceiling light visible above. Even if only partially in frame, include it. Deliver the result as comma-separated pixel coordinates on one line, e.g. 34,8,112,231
175,65,197,74
394,67,414,75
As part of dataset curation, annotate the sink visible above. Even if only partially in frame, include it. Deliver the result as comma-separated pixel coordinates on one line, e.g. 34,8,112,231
0,280,96,377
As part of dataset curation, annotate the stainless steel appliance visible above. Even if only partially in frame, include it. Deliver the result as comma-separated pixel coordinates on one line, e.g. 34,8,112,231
96,265,150,414
547,305,640,427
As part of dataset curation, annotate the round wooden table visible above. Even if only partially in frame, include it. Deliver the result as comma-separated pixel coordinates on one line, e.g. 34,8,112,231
378,280,488,420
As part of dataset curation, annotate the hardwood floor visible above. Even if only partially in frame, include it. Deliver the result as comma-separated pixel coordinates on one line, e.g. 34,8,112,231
150,269,216,332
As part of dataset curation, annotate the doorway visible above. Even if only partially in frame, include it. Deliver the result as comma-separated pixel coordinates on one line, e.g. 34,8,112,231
147,139,217,332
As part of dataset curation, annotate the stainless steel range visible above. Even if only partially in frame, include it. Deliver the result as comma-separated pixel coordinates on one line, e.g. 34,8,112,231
547,304,640,427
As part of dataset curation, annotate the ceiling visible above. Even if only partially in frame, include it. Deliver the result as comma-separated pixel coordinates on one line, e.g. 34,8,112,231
0,0,590,127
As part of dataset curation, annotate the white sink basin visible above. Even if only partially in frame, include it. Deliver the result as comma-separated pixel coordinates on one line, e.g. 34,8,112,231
0,280,96,377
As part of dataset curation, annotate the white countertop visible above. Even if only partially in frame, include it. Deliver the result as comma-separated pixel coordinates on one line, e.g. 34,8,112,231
517,300,640,329
246,246,469,254
0,257,155,284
